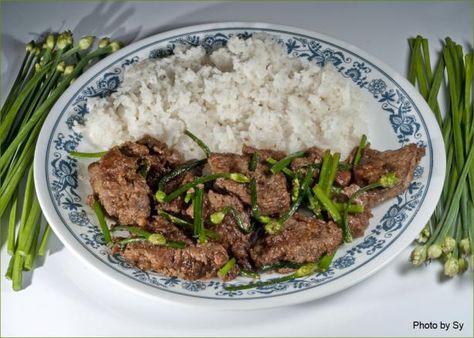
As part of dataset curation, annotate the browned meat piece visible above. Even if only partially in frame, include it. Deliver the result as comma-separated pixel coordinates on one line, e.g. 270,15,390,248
242,145,287,161
347,208,373,238
250,213,342,267
206,190,253,269
353,143,425,206
158,170,198,215
207,151,290,216
88,147,151,227
88,136,185,227
145,216,193,244
335,170,352,187
122,242,229,280
134,135,184,190
340,184,368,206
290,146,324,171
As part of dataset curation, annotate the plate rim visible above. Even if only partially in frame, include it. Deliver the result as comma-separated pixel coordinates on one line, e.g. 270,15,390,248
34,21,445,309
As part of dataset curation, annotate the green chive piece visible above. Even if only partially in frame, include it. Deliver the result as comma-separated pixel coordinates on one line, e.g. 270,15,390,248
92,199,112,244
353,134,368,166
68,151,107,158
269,151,306,174
218,257,236,278
184,129,211,157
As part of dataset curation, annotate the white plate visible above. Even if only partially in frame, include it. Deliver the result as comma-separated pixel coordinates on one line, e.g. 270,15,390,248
34,22,445,309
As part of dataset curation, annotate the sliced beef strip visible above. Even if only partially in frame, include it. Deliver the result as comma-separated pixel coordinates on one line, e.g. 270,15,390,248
134,135,184,190
353,143,425,207
207,151,290,216
242,145,287,161
250,213,342,267
88,136,185,227
290,146,324,171
347,208,373,238
88,147,152,227
158,170,198,215
206,190,253,269
145,216,193,245
122,242,229,280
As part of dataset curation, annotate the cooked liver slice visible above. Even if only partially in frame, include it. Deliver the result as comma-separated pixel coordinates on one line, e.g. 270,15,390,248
353,143,425,207
122,242,229,280
88,147,152,227
250,213,342,267
207,190,253,269
207,150,290,216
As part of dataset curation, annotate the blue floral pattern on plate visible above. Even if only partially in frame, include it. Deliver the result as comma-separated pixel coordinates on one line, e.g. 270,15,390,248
44,28,431,300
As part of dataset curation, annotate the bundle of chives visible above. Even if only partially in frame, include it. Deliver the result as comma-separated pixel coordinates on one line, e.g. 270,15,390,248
408,36,473,277
1,31,122,290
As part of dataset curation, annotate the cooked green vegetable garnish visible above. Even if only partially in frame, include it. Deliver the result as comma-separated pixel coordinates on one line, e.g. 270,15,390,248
249,152,258,171
265,166,314,234
193,187,206,243
268,151,305,174
93,199,112,244
114,225,186,249
211,206,251,233
218,257,236,278
349,172,399,203
158,210,220,240
313,185,342,224
184,129,211,157
266,158,295,177
68,151,107,158
249,178,271,224
157,159,207,191
158,210,193,227
335,203,364,214
258,261,302,273
353,134,367,166
156,172,250,203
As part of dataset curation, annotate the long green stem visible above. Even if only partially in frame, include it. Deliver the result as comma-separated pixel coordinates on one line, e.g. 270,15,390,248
7,196,18,255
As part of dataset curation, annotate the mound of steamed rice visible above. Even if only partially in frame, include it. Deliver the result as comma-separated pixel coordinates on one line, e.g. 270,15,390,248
76,34,368,159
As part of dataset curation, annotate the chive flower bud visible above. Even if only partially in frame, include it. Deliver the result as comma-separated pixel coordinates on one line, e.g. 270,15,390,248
155,190,166,203
79,35,95,50
291,177,300,202
457,257,468,274
64,64,75,75
410,245,427,266
109,41,122,53
25,41,35,53
459,238,470,255
264,220,282,235
379,173,399,188
427,244,442,259
228,173,250,183
148,233,166,246
57,31,73,50
46,33,55,49
98,37,110,48
294,263,317,277
210,211,225,225
441,236,456,254
33,47,41,55
184,191,193,204
34,63,42,72
56,61,66,73
443,256,459,277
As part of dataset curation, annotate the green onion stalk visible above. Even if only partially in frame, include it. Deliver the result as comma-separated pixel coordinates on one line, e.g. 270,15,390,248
1,32,123,290
408,36,474,276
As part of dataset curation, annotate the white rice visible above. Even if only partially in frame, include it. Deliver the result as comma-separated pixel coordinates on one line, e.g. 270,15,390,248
76,34,368,159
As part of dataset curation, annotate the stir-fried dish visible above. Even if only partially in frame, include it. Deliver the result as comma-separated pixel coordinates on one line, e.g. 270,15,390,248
81,132,424,288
